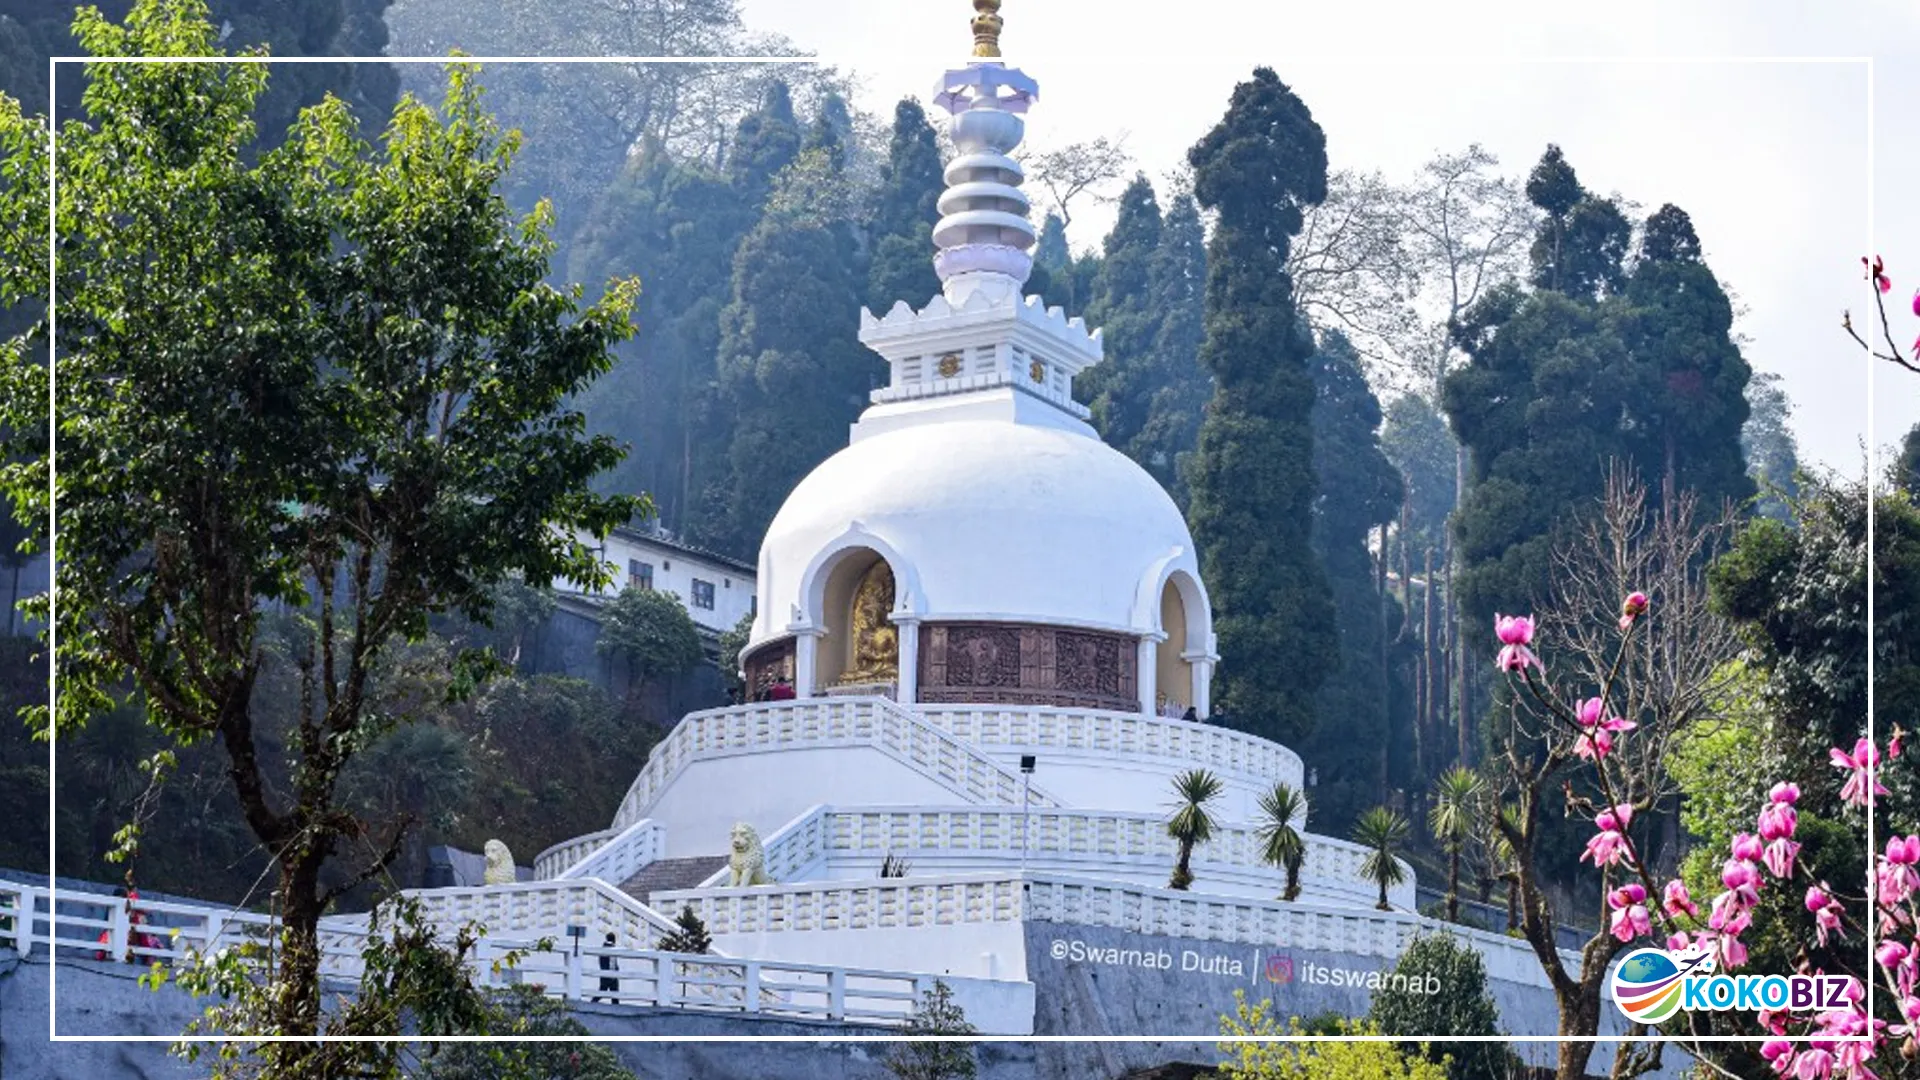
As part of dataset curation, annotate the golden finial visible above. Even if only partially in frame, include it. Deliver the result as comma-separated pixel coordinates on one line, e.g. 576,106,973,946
971,0,1003,57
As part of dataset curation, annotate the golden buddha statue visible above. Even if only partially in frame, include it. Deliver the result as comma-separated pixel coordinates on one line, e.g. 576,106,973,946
841,560,899,685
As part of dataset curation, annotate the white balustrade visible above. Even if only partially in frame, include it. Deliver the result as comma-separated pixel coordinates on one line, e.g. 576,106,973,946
659,873,1027,937
0,876,956,1027
740,805,1414,910
533,826,620,880
916,704,1306,789
401,877,686,951
611,698,1059,830
557,819,667,884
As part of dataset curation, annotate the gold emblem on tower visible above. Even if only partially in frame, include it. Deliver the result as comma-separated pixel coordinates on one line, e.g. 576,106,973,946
1029,358,1045,383
971,0,1003,58
938,353,963,378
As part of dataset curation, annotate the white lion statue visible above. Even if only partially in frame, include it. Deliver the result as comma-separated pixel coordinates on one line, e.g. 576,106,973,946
727,822,773,887
482,839,517,886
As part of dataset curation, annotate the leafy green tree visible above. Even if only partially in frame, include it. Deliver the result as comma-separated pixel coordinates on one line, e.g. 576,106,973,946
865,97,944,311
1,0,396,142
1184,68,1337,747
0,2,639,1050
1305,330,1406,829
718,610,754,699
1254,780,1307,901
1166,767,1224,890
419,984,637,1080
1380,394,1458,561
596,586,704,700
886,978,979,1080
567,152,749,529
1426,767,1482,924
1219,992,1449,1080
655,903,714,954
1353,806,1410,911
1366,934,1506,1080
1742,371,1800,520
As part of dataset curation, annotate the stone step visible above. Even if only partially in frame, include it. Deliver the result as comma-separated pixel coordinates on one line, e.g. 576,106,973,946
618,856,730,906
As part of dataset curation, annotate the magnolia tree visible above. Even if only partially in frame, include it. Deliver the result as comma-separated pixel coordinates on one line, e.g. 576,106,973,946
1491,462,1906,1078
1481,468,1742,1080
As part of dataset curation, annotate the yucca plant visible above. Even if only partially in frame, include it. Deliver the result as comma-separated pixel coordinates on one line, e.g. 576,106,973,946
1427,766,1483,923
1255,781,1308,901
1165,769,1224,890
879,852,912,878
1352,806,1410,911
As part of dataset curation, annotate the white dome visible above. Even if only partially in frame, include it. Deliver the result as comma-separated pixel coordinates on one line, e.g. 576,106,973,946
750,398,1210,651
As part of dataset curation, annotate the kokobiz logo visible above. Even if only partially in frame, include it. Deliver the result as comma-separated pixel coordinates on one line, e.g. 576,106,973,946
1610,948,1856,1023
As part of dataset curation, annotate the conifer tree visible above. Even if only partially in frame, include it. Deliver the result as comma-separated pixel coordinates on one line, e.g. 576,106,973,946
1134,191,1211,506
1079,173,1164,450
1304,331,1405,829
865,98,944,310
654,904,713,954
1184,69,1337,746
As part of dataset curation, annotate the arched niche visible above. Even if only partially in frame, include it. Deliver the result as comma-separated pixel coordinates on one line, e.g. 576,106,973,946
816,550,899,690
1149,566,1212,717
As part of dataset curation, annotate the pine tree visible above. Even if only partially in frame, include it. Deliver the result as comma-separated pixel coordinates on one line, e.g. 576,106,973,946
1743,372,1800,521
1135,191,1211,507
1304,331,1405,830
728,80,802,211
654,904,712,954
1618,203,1754,515
886,979,978,1080
1078,173,1164,450
865,98,944,310
1184,68,1338,747
699,126,879,557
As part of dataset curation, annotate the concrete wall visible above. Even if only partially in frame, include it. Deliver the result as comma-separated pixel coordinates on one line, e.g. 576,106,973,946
1019,921,1685,1079
710,920,1032,984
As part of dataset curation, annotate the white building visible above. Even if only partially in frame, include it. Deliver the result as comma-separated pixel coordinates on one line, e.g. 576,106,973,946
562,525,757,639
401,9,1590,1051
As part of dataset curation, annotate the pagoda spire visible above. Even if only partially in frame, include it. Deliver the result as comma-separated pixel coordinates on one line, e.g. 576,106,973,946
928,2,1037,307
971,0,1003,57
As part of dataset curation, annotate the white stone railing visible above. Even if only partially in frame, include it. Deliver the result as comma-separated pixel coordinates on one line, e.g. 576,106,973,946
610,697,1060,829
730,805,1412,910
0,878,373,978
659,873,1027,937
915,704,1306,789
534,826,621,880
401,878,686,952
809,806,1415,911
556,819,667,884
0,876,999,1029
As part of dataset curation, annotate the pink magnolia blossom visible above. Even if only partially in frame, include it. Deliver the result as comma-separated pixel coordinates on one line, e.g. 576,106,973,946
1494,614,1540,674
1581,805,1636,868
1618,591,1649,631
1609,901,1651,943
1573,728,1613,761
1662,878,1699,918
1608,884,1651,942
1877,940,1909,970
1576,697,1605,728
1832,738,1889,809
1719,932,1749,970
1807,885,1846,948
1764,838,1801,879
1732,832,1765,862
1881,837,1920,906
1760,1039,1794,1076
1758,797,1799,843
1868,255,1891,294
1894,727,1906,759
1913,288,1920,318
1791,1046,1833,1080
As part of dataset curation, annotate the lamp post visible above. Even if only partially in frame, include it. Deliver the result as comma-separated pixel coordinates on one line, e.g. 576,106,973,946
1019,755,1036,872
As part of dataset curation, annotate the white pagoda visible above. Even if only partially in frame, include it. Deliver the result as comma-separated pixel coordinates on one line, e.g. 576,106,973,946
409,1,1573,1048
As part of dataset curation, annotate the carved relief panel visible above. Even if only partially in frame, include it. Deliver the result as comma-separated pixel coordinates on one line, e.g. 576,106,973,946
919,622,1136,710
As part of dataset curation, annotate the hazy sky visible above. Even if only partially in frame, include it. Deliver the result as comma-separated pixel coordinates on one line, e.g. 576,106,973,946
740,0,1917,477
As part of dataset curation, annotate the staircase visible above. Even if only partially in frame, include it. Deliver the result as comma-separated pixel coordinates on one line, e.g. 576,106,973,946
619,856,730,906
